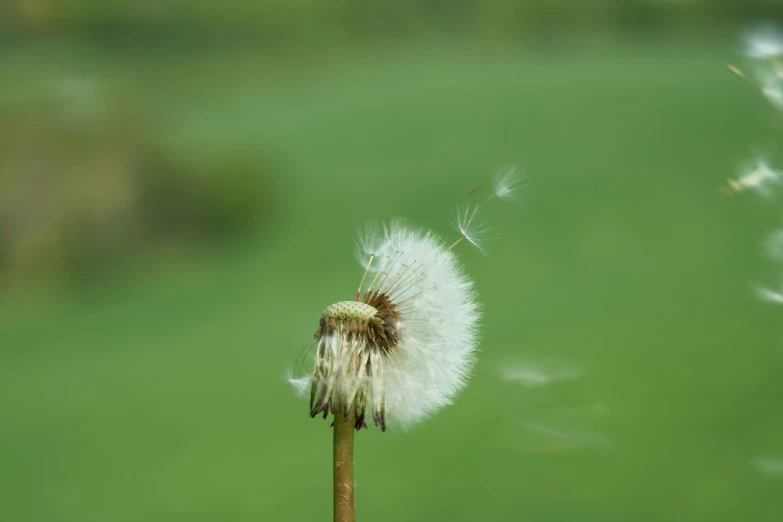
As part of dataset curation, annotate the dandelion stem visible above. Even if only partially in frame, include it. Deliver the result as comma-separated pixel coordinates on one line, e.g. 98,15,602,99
333,410,355,522
445,236,464,252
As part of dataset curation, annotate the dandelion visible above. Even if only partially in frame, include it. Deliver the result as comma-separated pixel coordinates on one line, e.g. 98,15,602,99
305,221,481,521
289,165,525,521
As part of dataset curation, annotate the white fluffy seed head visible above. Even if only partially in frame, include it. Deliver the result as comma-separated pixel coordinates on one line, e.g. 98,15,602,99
372,221,480,427
294,219,482,431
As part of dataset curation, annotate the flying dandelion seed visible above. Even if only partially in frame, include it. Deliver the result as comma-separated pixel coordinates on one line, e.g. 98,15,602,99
498,354,588,389
764,228,783,261
752,455,783,478
753,285,783,305
754,227,783,305
486,165,526,202
721,157,782,198
761,75,783,110
742,23,783,61
287,375,313,396
450,204,494,257
516,418,615,452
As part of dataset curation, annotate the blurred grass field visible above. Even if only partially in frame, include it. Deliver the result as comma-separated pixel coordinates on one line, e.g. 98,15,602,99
2,35,783,521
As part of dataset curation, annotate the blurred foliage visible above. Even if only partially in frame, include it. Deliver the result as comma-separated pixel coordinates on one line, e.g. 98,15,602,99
0,83,277,290
3,1,783,46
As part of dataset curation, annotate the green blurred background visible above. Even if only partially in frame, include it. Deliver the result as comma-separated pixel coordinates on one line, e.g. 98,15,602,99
2,1,783,521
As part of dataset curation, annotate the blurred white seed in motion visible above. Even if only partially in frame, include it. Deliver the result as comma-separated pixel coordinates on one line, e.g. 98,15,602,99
517,419,615,452
762,76,783,110
287,376,313,395
763,228,783,261
486,165,526,202
742,23,783,60
498,354,588,389
730,24,783,112
752,455,783,477
754,285,783,305
721,158,782,198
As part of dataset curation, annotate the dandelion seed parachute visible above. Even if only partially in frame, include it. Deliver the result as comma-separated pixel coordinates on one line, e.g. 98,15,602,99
487,165,526,202
725,157,783,198
742,23,783,60
451,204,493,257
497,354,588,389
293,219,481,431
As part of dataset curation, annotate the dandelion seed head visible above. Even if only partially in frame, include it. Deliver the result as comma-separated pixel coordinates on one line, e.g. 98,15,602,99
299,219,481,431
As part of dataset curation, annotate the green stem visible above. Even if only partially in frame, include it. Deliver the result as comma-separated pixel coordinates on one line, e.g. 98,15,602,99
333,411,356,522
